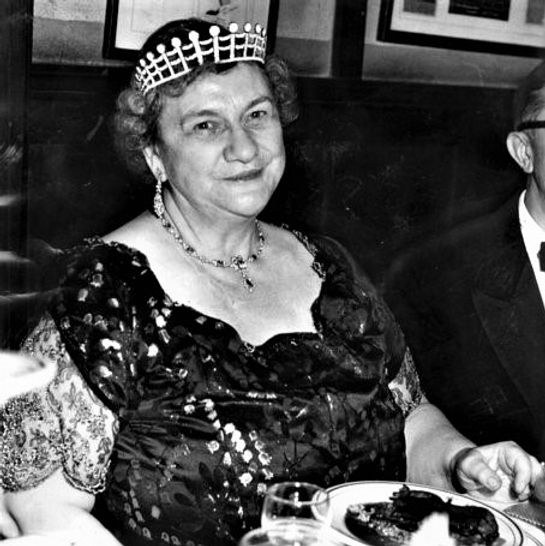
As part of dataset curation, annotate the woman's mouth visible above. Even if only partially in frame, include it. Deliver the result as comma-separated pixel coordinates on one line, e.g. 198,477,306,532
224,168,263,182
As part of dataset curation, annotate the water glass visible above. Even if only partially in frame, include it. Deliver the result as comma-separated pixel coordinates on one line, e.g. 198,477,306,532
261,482,332,529
239,519,340,546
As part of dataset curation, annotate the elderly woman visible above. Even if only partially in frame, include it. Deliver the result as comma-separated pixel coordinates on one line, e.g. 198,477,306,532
0,17,544,546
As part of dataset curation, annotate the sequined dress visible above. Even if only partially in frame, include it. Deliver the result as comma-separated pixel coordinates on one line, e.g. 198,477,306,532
0,232,422,546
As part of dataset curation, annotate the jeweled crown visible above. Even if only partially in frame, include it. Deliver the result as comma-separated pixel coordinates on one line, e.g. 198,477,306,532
134,22,267,96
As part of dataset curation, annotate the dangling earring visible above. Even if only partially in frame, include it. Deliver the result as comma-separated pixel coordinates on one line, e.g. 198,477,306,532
153,177,165,218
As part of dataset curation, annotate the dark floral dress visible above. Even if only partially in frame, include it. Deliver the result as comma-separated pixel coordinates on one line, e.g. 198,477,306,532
0,232,422,546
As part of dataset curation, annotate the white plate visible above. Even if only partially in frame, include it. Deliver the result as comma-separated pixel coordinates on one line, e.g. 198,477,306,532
522,532,541,546
317,480,523,546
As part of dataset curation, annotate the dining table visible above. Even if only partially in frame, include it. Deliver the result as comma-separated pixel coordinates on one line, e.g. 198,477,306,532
317,480,545,546
489,498,545,546
1,494,545,544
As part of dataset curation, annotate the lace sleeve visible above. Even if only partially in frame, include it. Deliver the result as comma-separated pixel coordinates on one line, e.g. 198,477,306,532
388,348,424,417
0,315,118,493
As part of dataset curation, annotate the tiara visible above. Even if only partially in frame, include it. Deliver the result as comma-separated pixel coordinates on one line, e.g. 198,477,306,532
134,22,267,96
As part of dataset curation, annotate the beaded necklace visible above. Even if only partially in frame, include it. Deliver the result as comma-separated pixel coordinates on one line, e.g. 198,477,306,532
157,212,265,292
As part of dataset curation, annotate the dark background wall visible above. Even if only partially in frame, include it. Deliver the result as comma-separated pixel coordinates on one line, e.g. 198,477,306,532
27,65,523,286
1,0,539,348
24,0,545,304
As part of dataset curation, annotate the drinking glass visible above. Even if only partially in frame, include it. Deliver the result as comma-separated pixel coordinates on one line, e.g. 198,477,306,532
261,482,332,529
239,520,341,546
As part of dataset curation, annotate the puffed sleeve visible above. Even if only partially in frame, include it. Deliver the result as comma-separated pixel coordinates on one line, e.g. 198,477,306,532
48,240,154,413
311,234,423,415
312,233,408,376
0,315,118,493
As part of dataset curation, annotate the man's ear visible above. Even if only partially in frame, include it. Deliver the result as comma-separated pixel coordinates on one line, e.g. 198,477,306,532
506,131,534,174
143,145,167,182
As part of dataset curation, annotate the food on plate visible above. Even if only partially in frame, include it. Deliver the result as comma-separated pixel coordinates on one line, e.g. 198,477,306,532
344,485,500,545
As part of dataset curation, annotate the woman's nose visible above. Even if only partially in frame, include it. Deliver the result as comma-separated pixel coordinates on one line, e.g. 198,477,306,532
224,125,258,163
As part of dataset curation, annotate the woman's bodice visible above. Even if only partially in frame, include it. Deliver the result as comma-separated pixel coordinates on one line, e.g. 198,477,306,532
1,231,419,546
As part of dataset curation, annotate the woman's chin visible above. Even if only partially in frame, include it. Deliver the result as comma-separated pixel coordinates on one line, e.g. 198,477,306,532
222,186,277,217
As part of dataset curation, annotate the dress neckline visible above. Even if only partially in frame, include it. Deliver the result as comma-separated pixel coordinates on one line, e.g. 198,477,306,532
82,227,327,350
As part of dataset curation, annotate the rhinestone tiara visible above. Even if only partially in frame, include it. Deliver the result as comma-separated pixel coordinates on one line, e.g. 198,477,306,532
134,22,267,96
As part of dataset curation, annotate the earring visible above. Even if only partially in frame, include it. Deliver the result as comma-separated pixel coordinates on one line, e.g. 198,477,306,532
153,177,165,218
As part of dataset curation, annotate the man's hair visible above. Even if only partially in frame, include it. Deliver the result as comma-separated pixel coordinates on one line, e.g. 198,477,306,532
513,62,545,129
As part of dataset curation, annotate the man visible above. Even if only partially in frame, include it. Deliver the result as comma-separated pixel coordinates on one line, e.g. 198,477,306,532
384,62,545,460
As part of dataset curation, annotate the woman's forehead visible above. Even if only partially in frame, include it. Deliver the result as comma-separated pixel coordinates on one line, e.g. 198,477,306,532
163,63,271,116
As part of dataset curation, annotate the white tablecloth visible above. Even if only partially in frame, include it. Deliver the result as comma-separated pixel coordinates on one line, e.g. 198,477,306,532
513,518,545,545
485,498,545,546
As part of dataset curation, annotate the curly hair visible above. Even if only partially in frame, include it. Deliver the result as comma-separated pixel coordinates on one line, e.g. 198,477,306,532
113,52,299,183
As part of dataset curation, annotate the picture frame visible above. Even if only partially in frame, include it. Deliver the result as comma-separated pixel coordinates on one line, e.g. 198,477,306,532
103,0,279,61
378,0,545,57
274,0,367,78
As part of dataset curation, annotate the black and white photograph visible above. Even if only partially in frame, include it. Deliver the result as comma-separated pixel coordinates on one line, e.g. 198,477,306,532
379,0,545,55
104,0,275,59
2,1,545,545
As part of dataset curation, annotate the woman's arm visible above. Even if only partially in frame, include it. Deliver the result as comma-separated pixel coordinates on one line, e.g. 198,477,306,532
1,317,119,542
389,350,544,497
405,399,545,500
387,338,474,488
0,491,19,539
5,469,122,545
404,398,475,489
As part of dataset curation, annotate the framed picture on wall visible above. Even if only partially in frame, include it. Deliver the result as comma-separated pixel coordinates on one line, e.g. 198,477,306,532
274,0,367,78
378,0,545,57
103,0,279,60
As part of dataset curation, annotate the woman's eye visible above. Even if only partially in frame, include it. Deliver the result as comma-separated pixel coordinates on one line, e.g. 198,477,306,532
248,110,268,121
195,121,212,131
192,120,221,135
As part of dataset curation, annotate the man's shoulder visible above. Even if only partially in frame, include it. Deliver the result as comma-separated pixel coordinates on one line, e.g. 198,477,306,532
384,195,520,291
419,197,515,257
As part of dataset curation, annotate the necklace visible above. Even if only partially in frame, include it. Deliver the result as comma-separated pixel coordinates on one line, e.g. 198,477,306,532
157,212,265,293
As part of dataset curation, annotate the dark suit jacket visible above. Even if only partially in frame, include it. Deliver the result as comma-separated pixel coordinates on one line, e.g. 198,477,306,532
384,194,545,459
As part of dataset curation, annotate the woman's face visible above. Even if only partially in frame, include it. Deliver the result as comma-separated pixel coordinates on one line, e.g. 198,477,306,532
145,62,286,222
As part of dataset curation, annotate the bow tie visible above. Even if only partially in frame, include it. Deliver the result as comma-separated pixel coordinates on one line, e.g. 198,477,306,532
540,242,545,271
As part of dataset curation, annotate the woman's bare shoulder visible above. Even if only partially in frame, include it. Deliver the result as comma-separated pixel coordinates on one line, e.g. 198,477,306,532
101,212,190,299
263,223,312,260
103,211,158,245
101,211,170,263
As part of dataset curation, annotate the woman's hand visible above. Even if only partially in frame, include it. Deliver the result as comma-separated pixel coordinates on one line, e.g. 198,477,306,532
452,441,545,501
404,399,545,499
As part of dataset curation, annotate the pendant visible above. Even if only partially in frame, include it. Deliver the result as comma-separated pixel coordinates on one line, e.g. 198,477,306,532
241,271,255,292
158,210,264,294
231,255,247,269
231,255,255,292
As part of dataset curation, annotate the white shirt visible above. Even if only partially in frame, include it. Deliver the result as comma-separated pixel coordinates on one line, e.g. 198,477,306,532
519,190,545,310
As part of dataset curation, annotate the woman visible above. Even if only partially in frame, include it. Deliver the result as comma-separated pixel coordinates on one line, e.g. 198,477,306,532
1,17,544,546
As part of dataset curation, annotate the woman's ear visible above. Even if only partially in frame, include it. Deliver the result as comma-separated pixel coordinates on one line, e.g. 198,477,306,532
506,131,534,174
143,145,167,182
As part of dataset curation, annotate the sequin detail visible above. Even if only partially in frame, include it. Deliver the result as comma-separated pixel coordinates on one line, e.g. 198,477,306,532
0,233,419,546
